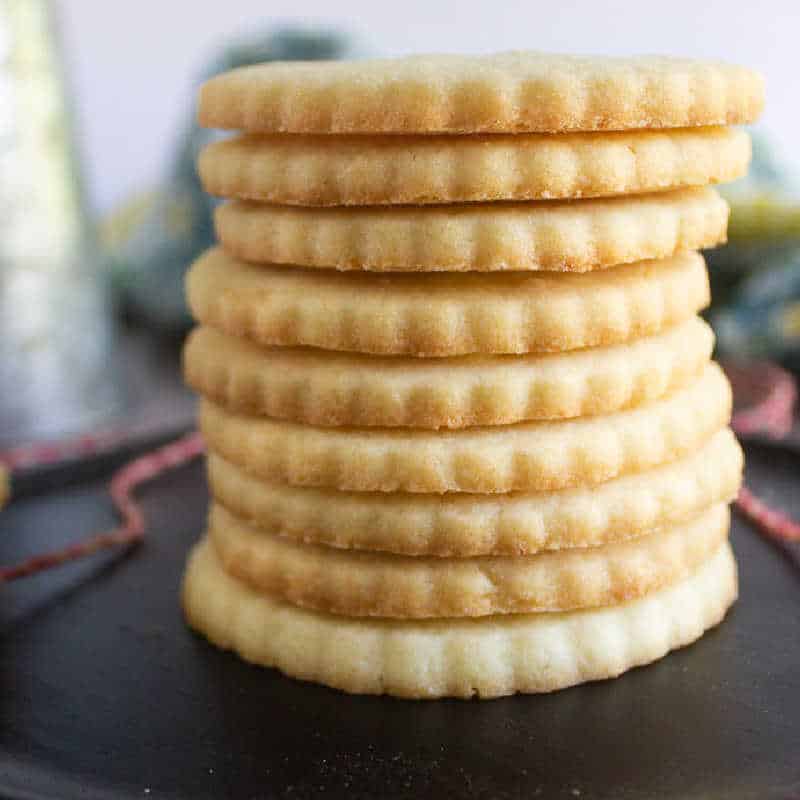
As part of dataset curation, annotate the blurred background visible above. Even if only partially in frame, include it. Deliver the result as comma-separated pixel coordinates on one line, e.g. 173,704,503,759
61,0,800,216
2,0,800,449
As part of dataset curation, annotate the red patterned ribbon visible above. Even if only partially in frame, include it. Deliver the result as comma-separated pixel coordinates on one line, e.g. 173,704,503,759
725,361,797,438
0,432,205,582
724,360,800,544
0,429,132,471
735,486,800,544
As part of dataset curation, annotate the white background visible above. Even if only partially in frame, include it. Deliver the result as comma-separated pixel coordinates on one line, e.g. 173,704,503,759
57,0,799,214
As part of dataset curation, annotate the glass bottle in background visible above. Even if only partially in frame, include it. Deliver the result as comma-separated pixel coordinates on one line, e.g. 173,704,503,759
0,0,119,446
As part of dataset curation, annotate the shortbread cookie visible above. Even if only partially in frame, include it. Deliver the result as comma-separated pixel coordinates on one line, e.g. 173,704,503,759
198,51,764,134
209,502,729,618
207,427,742,556
182,538,738,698
199,362,731,494
185,317,713,428
199,127,750,206
215,187,727,272
187,249,710,356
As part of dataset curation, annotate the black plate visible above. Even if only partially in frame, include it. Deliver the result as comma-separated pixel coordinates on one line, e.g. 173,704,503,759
1,442,799,800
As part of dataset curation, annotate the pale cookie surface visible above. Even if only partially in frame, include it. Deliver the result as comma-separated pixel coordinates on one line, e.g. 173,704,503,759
199,362,731,494
209,502,729,618
207,428,742,556
185,318,713,428
182,539,738,698
197,51,764,134
215,187,727,272
187,249,710,357
200,127,750,206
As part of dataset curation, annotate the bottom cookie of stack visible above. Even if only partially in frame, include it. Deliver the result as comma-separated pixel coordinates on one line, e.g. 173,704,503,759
182,538,737,699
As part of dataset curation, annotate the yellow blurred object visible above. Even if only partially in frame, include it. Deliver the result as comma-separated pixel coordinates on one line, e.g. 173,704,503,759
0,464,9,509
727,194,800,242
98,191,158,251
779,302,800,340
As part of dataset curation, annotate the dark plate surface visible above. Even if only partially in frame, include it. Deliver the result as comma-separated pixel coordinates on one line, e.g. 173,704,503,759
1,442,799,800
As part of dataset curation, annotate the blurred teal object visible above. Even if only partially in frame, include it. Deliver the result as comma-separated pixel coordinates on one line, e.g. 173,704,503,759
707,133,800,370
104,28,360,332
713,256,800,370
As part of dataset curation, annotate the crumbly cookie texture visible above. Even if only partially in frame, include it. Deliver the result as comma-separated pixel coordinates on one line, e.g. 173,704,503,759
184,318,713,428
206,428,742,557
209,502,729,618
214,187,728,272
199,127,750,206
182,539,738,698
197,52,764,134
186,248,710,357
199,363,731,494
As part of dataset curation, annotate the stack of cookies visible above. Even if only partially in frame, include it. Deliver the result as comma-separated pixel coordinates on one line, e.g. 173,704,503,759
181,53,764,699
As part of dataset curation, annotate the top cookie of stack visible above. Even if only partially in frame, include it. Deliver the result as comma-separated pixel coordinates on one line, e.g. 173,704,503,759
199,52,760,203
182,52,762,699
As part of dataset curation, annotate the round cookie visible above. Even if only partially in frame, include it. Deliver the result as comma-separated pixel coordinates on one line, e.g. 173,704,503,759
214,187,728,272
209,502,729,618
206,427,742,557
184,317,714,429
186,248,710,357
199,362,731,494
182,539,738,698
197,51,764,134
199,127,751,207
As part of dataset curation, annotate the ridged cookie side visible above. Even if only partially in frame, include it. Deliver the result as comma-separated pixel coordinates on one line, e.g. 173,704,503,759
182,539,738,698
209,502,729,618
206,428,743,556
199,363,732,494
197,51,763,134
199,128,750,206
186,249,710,356
215,187,728,272
183,318,713,428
